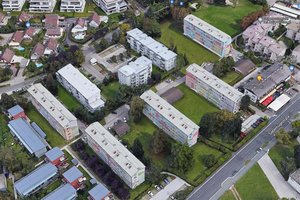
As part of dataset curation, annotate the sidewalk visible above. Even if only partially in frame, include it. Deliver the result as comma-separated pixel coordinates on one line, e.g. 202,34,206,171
258,154,300,199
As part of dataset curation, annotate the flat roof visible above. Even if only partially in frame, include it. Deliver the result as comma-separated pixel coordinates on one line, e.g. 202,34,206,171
140,90,200,136
85,122,145,177
27,83,77,128
7,105,24,116
273,3,300,16
15,163,58,196
63,166,83,183
31,122,47,138
267,93,291,111
88,184,110,199
186,63,243,102
45,147,64,162
184,14,232,43
57,64,101,99
42,184,76,200
119,56,152,76
290,168,300,184
8,118,46,155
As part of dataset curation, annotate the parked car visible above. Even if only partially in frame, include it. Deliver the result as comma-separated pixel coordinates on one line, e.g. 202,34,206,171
164,179,170,185
155,185,161,191
169,195,176,200
148,191,154,197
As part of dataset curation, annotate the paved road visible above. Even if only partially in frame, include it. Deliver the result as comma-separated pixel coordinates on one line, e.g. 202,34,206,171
188,93,300,200
156,76,186,95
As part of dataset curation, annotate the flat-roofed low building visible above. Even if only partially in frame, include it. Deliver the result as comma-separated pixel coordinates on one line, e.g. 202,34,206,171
2,0,25,11
186,63,243,112
42,183,77,200
8,118,47,158
88,183,110,200
62,166,85,189
45,147,65,167
140,90,199,147
27,83,80,141
56,64,105,112
84,122,145,189
288,168,300,193
60,0,86,12
7,104,26,120
14,163,58,197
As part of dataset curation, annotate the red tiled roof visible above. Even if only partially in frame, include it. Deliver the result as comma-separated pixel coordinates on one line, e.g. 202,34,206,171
46,28,61,36
32,43,45,57
0,12,5,22
45,38,58,51
45,14,59,28
18,12,30,22
1,48,14,63
89,12,100,25
76,18,85,28
25,27,35,37
11,31,24,43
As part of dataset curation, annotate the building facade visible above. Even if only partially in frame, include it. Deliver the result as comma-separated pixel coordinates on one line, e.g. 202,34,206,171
27,83,80,141
186,64,243,113
2,0,25,11
56,64,105,112
118,56,152,87
29,0,57,12
84,122,145,189
183,15,232,57
140,90,199,147
60,0,86,12
126,28,177,71
93,0,127,15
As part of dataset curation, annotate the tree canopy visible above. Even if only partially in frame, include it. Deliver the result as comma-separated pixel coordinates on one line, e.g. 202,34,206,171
168,142,194,173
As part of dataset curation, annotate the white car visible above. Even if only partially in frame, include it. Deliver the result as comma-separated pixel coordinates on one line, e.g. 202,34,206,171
154,185,161,191
148,191,154,197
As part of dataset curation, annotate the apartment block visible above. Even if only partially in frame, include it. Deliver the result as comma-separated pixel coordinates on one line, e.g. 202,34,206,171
118,56,152,87
56,64,105,112
2,0,25,11
60,0,86,12
84,122,145,189
29,0,57,12
27,83,80,141
186,64,243,113
93,0,127,15
126,28,177,71
140,90,199,147
183,14,232,57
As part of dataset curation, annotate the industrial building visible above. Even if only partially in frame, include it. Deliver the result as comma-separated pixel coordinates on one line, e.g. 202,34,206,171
92,0,127,15
140,90,199,147
42,184,77,200
84,122,145,189
27,83,80,141
186,63,243,112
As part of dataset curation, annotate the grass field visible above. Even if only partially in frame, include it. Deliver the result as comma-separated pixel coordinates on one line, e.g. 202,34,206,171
101,81,121,100
221,71,243,86
220,190,235,200
194,0,262,36
159,21,219,66
26,105,67,147
173,84,219,124
235,164,278,200
57,85,81,111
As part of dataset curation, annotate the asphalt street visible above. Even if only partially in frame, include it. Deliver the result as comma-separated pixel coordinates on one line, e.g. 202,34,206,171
188,93,300,200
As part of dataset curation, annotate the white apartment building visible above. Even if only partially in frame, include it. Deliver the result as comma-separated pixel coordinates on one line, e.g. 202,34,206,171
29,0,57,12
126,28,177,71
84,122,145,189
93,0,127,15
140,90,199,147
27,83,80,141
183,15,232,57
186,64,243,113
60,0,86,12
56,64,105,112
118,56,152,87
2,0,25,11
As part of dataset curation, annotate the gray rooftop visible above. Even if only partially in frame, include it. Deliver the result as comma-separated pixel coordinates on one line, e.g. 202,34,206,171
31,122,47,138
45,147,64,162
42,184,77,200
290,168,300,184
7,105,24,116
119,56,152,76
88,184,110,200
63,166,83,183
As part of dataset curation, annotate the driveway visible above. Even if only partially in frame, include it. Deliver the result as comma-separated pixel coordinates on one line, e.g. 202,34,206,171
156,77,185,96
104,104,130,129
258,154,300,199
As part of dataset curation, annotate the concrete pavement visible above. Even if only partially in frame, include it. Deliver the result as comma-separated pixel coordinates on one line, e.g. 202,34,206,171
156,77,185,96
151,178,187,200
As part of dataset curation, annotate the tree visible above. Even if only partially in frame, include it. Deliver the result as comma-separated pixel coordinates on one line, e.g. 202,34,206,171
141,18,161,37
130,96,144,122
240,95,251,111
276,129,291,145
151,130,168,154
146,164,162,184
168,142,194,173
199,112,217,138
202,154,216,168
280,157,296,180
131,139,144,160
294,145,300,168
74,50,85,65
44,74,58,95
0,93,15,110
112,31,120,44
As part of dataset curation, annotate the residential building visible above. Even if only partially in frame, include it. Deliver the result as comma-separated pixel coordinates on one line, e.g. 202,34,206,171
45,147,66,167
286,22,300,40
186,63,243,112
7,105,26,120
18,11,31,22
31,42,45,60
24,27,36,40
0,12,5,24
88,183,110,200
8,118,47,158
60,0,86,12
0,174,7,192
62,166,85,189
29,0,57,12
126,28,177,71
71,18,87,37
0,48,15,64
45,28,63,38
42,184,77,200
56,64,105,112
44,14,59,29
44,38,58,55
183,14,232,57
27,83,80,140
118,56,152,87
2,0,25,11
140,90,199,147
84,122,145,189
9,31,24,46
289,169,300,193
233,59,256,76
31,122,47,138
14,163,58,197
89,12,101,28
93,0,127,15
293,44,300,63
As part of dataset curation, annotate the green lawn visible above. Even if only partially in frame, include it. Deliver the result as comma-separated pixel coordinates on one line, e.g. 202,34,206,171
173,84,219,124
220,190,235,200
101,81,121,100
221,71,243,86
159,21,219,66
235,164,278,200
194,0,262,36
130,182,152,200
26,105,67,147
57,85,81,111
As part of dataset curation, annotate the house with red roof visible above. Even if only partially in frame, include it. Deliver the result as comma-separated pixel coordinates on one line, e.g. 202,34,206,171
45,28,63,38
44,38,58,55
31,43,45,60
62,166,85,189
0,48,15,65
18,12,31,23
9,31,24,46
89,12,101,28
45,147,66,167
7,105,27,120
71,18,87,36
24,27,36,40
44,14,59,29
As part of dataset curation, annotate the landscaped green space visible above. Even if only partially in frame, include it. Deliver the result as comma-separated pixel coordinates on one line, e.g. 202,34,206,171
159,21,219,66
220,190,235,200
194,0,262,36
57,85,81,111
173,84,219,124
235,164,278,200
129,182,152,200
26,104,67,147
101,81,121,100
221,71,243,86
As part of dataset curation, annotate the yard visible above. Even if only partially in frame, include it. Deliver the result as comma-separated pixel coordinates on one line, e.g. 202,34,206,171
221,71,243,86
194,0,262,36
57,84,81,111
220,190,235,200
173,84,219,124
100,81,121,100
